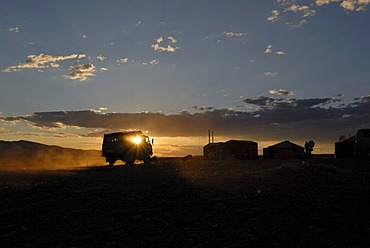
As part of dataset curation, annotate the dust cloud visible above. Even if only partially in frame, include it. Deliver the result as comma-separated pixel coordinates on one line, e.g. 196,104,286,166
0,140,105,171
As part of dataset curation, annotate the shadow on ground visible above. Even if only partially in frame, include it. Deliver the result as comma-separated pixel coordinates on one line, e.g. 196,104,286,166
1,159,370,247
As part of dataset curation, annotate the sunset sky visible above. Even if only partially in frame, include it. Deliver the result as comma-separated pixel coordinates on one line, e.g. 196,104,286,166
1,0,370,156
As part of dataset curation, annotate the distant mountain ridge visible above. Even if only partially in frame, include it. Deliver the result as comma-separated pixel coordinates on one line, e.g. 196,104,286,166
0,140,105,170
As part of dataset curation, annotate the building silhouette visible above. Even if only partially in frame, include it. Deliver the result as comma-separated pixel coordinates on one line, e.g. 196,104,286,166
203,140,258,160
263,141,305,159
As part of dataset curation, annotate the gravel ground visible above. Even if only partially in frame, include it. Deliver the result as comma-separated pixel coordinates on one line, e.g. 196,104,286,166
1,158,370,248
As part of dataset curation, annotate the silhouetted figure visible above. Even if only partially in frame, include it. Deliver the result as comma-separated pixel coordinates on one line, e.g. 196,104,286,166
304,141,314,159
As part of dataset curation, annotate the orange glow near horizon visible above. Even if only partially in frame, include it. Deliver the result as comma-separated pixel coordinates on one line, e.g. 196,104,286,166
1,131,335,157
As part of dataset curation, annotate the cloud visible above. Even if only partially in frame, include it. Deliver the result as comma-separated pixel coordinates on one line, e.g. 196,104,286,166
316,0,370,11
151,36,179,52
285,20,308,29
270,1,316,28
67,61,96,82
8,27,19,33
353,94,370,105
316,0,338,4
2,94,369,143
192,106,215,111
267,10,280,22
3,53,86,72
264,72,278,77
264,45,285,55
269,89,294,96
167,36,177,43
244,96,278,107
149,59,159,65
117,58,129,64
244,95,340,110
275,51,286,55
156,37,164,43
223,32,245,37
264,45,273,53
285,3,316,17
96,55,106,61
151,43,178,52
271,0,370,29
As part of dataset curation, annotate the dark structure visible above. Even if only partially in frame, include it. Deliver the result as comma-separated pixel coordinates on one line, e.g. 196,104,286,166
304,140,315,158
335,129,370,158
263,141,305,159
203,140,258,160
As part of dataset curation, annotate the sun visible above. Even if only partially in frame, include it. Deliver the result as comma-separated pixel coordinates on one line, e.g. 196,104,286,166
132,136,142,145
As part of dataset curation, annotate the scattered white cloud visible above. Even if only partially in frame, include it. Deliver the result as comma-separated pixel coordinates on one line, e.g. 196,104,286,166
316,0,337,4
96,55,106,61
270,0,370,29
269,89,294,96
264,45,286,55
168,36,177,43
223,32,245,37
316,0,370,11
82,34,88,39
270,1,316,28
267,10,280,22
8,27,19,33
264,45,273,53
91,107,108,113
264,72,278,77
156,37,164,43
117,58,129,64
67,61,96,82
286,4,310,14
2,53,86,72
151,43,178,52
50,63,60,68
276,51,286,55
149,59,159,65
151,36,179,52
285,19,308,29
100,67,108,71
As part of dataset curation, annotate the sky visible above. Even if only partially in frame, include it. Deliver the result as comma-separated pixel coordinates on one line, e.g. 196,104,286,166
1,0,369,156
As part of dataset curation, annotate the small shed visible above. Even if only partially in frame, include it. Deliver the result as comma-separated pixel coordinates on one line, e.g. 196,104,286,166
263,141,305,159
203,140,258,160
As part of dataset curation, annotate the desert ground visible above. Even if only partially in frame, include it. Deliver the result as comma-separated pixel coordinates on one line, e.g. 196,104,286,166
1,157,369,247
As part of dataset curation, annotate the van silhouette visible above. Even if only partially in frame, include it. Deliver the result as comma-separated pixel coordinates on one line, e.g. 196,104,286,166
102,131,153,165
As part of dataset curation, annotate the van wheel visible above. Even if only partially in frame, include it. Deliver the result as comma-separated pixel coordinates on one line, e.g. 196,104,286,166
143,155,151,164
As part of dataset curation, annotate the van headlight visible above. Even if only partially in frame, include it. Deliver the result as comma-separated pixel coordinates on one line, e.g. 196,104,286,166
132,136,142,144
